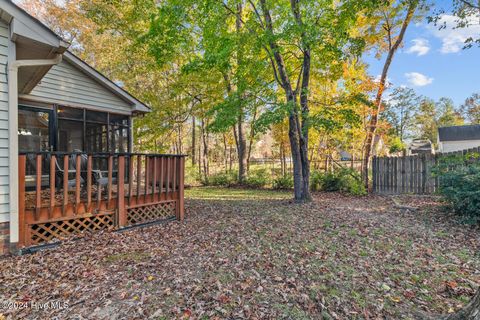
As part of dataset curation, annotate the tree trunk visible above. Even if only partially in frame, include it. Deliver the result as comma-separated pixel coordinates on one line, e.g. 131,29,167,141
416,288,480,320
298,48,312,201
223,133,228,173
229,145,233,171
363,3,417,189
443,288,480,319
236,3,247,184
201,118,209,183
287,100,305,201
177,124,183,154
191,116,196,166
259,0,311,202
246,106,257,173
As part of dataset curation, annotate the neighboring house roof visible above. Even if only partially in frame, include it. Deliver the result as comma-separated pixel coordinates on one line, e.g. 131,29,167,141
409,139,432,150
438,124,480,142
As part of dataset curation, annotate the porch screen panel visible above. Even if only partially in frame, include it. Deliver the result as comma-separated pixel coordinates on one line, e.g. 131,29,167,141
18,108,50,152
109,114,129,153
58,120,84,152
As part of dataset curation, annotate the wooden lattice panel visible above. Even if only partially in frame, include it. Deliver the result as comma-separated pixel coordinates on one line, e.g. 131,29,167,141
127,201,176,225
28,213,115,245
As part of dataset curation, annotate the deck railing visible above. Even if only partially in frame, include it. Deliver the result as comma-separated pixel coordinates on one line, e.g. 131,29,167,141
18,152,186,247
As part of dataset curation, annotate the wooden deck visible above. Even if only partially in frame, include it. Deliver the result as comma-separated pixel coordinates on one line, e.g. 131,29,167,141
19,152,185,247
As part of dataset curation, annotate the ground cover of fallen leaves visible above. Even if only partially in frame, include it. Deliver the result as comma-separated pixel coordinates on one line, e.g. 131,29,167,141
1,187,479,319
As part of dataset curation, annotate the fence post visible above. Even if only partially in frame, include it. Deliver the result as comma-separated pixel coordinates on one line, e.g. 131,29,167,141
177,157,185,221
372,156,377,193
117,155,126,228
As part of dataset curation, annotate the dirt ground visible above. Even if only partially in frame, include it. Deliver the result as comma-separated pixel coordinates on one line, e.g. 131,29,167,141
1,187,479,319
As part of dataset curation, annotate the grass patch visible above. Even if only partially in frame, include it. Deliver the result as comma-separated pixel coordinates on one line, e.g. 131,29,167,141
185,186,291,200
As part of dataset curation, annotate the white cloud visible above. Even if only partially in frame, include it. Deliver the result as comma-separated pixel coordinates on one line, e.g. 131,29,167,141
406,38,430,56
428,14,480,54
404,72,433,87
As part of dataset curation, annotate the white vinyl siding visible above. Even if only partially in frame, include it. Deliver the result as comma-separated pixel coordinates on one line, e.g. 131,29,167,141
0,20,8,223
23,59,133,114
440,140,480,153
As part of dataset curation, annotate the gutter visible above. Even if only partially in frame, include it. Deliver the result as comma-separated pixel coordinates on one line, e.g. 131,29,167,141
8,54,62,246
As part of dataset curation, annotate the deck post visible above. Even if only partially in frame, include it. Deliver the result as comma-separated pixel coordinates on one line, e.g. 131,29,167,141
117,156,126,227
18,155,26,248
177,157,185,221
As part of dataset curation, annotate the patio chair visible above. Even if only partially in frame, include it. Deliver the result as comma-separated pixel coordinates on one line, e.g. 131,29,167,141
52,153,86,189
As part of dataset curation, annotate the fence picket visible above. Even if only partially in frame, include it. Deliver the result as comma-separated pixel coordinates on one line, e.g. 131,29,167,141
372,146,480,194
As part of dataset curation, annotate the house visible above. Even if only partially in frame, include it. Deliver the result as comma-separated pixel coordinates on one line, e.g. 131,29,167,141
0,0,185,255
437,124,480,153
408,139,434,155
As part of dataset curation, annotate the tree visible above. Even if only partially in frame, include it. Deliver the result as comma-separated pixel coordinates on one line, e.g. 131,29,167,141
461,93,480,124
382,86,421,142
246,0,376,201
362,0,426,188
437,97,464,127
430,0,480,50
414,97,464,147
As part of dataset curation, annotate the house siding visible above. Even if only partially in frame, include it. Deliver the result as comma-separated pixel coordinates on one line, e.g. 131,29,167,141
440,140,480,153
0,20,8,224
22,59,133,114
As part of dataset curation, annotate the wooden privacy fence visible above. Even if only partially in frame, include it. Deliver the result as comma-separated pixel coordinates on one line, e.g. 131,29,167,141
372,154,437,194
18,152,186,247
372,146,480,194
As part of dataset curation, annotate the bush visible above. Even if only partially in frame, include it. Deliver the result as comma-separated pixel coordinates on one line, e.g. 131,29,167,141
433,153,480,223
310,170,324,191
272,174,294,190
206,171,238,187
310,168,366,196
245,168,270,188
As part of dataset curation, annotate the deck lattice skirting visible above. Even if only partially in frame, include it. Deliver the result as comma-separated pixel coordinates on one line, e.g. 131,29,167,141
17,153,185,248
0,222,9,255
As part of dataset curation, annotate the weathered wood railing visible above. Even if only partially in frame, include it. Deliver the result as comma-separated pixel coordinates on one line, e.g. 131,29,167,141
18,152,185,247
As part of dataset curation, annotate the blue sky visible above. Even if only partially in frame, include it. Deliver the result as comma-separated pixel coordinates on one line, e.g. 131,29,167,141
365,3,480,106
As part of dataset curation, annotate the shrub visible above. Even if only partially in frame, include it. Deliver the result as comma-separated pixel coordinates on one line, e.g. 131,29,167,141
433,153,480,223
206,171,238,187
245,168,270,188
272,174,294,190
309,168,366,196
185,164,202,186
310,170,324,191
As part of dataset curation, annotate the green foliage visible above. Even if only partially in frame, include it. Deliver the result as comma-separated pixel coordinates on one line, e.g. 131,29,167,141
205,171,238,187
388,136,406,154
185,164,201,186
310,168,366,196
272,174,294,190
461,92,480,124
310,170,324,192
245,168,271,188
383,86,421,142
433,153,480,223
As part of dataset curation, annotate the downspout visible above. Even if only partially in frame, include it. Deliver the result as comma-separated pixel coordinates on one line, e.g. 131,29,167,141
8,54,62,248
